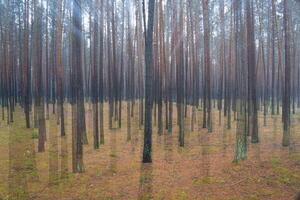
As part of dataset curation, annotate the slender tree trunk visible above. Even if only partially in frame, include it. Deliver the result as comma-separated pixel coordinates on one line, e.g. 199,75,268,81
23,0,30,128
72,0,84,172
99,0,104,145
246,0,258,143
56,0,65,137
178,0,184,146
202,0,212,132
234,0,247,163
142,0,155,163
33,0,46,152
282,0,291,147
92,0,99,149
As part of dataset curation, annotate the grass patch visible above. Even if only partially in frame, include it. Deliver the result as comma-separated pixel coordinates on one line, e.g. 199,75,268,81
0,130,8,146
102,197,113,200
172,190,188,200
193,176,225,186
272,166,300,186
258,187,275,196
289,153,300,163
244,194,259,200
139,174,151,185
155,189,167,200
270,156,281,167
264,157,300,187
31,129,38,139
138,193,152,200
7,187,28,200
202,146,220,154
226,197,239,200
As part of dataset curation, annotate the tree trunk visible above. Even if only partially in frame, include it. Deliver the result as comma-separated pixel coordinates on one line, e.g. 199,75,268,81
282,0,291,147
142,0,155,163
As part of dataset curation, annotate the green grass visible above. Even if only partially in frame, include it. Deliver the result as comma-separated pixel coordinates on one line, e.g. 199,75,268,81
270,156,281,167
263,155,300,187
193,176,225,186
173,190,188,200
31,129,38,139
244,194,259,200
289,153,300,163
273,166,300,186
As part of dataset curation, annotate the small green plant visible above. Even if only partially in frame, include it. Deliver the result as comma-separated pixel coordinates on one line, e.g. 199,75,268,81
31,129,38,139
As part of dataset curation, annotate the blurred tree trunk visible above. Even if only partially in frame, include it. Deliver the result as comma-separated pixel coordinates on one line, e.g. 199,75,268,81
56,0,65,137
282,0,291,147
177,0,184,146
23,0,31,128
246,0,258,143
72,0,84,173
33,0,46,152
202,0,212,132
92,0,99,149
218,0,225,125
142,0,155,163
234,0,247,162
99,0,104,144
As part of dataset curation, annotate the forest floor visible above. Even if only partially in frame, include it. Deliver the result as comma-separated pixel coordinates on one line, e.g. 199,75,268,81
0,103,300,200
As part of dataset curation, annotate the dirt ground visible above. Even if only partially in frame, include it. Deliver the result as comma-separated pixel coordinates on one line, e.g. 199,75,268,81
0,103,299,200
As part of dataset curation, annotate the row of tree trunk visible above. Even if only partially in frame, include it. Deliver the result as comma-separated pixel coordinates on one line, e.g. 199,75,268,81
0,0,298,167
